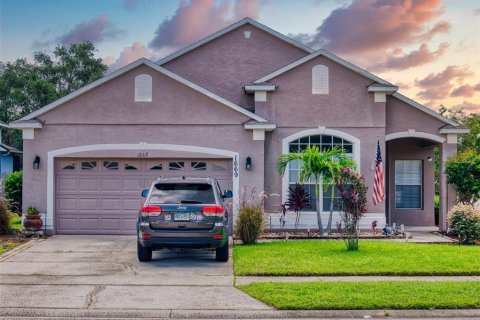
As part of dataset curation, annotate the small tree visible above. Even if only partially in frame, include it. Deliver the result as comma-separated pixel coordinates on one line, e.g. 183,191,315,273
4,171,22,213
285,183,311,230
445,150,480,205
337,167,368,251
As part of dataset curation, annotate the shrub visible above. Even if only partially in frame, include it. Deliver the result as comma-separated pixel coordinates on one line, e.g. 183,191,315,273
448,204,480,244
286,183,311,230
0,197,11,235
4,171,22,213
445,151,480,205
26,206,40,216
236,188,266,244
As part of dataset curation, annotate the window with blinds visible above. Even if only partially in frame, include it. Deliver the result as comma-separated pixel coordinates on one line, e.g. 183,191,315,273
395,160,422,209
135,74,152,102
312,65,329,94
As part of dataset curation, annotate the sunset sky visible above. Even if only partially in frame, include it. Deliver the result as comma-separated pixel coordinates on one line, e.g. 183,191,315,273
1,0,479,113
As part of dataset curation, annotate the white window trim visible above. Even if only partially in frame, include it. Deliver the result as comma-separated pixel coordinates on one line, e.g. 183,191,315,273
281,128,361,208
394,160,423,210
47,143,239,233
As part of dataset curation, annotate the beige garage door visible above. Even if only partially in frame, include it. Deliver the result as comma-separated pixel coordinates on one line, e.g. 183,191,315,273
55,158,232,234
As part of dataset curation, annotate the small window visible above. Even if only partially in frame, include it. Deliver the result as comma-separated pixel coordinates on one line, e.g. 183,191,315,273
312,65,329,94
212,163,226,171
149,164,163,170
169,161,184,170
191,161,206,171
395,160,422,209
124,163,138,170
103,161,119,170
81,161,97,170
62,163,76,170
135,74,152,102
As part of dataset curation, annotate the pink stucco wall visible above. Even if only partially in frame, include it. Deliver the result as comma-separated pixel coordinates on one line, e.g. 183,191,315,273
163,23,308,108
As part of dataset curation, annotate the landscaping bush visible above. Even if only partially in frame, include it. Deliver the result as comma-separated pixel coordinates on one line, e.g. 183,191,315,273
236,189,266,244
0,197,11,235
448,204,480,244
445,151,480,205
4,171,22,213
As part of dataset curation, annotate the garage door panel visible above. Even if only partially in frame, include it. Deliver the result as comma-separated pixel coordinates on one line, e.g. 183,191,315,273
56,158,232,234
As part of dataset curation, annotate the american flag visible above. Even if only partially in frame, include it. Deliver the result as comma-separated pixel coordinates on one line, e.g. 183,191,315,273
372,138,385,206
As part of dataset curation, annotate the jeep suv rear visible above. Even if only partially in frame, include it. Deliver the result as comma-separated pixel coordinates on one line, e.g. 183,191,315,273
137,176,232,262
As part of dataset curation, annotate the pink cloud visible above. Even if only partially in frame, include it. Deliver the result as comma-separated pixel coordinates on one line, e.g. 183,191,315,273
415,65,474,100
106,41,151,72
369,42,449,71
291,0,449,54
450,101,480,113
450,83,480,98
149,0,261,50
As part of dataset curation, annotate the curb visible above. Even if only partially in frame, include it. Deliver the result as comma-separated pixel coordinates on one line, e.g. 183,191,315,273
1,308,480,319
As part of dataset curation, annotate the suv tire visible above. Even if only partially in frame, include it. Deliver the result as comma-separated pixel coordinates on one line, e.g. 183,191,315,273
137,241,152,262
215,242,229,262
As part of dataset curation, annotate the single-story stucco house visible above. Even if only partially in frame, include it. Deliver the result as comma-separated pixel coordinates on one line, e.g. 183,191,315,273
10,18,468,235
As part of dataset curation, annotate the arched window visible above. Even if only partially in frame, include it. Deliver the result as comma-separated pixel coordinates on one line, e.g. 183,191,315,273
312,65,329,94
288,134,353,211
135,74,152,102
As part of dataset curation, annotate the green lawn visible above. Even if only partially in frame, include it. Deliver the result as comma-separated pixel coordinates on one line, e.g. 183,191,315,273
8,212,22,230
238,281,480,310
234,241,480,276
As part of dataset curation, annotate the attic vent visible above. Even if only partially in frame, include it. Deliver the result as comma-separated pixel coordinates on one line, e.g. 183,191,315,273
244,30,251,39
135,74,152,102
312,65,329,95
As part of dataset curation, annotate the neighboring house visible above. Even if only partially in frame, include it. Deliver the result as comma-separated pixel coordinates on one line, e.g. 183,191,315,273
10,18,468,235
0,121,22,180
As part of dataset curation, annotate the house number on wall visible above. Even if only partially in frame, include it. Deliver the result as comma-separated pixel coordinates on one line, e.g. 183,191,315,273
137,152,149,158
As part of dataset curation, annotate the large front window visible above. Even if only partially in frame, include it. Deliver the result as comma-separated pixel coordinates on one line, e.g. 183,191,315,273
288,135,353,211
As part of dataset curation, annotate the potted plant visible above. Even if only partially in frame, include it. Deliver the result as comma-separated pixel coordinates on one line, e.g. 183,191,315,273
24,206,43,231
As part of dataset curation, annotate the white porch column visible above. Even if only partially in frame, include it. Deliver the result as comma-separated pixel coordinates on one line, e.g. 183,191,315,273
439,141,457,231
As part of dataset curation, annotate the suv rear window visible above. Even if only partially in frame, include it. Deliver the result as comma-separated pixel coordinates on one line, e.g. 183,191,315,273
149,183,216,204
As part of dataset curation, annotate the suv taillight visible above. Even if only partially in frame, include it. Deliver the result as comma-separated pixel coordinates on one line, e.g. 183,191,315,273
202,205,225,216
141,206,162,217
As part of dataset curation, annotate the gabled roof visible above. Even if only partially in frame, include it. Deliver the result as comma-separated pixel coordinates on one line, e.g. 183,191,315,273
156,17,314,65
0,143,22,154
253,48,459,127
15,58,268,125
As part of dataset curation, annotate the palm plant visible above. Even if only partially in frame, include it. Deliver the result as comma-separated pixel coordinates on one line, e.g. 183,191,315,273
277,145,349,234
286,183,311,230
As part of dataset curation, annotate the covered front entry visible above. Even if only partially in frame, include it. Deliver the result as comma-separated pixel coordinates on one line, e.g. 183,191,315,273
55,158,232,234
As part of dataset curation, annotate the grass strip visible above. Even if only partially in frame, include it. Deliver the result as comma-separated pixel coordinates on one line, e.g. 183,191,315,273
234,241,480,276
238,281,480,310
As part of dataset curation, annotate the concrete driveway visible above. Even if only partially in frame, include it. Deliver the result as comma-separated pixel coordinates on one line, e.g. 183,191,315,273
0,235,269,315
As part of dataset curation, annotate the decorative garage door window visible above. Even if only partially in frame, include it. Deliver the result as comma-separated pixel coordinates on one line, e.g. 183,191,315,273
103,161,119,170
212,162,226,171
81,161,97,170
288,135,353,211
124,163,138,170
169,161,184,170
191,161,207,170
62,163,76,170
149,164,163,170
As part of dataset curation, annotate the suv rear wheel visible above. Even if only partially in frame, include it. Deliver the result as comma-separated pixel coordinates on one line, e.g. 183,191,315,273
137,241,152,262
215,242,229,262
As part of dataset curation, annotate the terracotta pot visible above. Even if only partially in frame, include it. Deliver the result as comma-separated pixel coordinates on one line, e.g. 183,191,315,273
24,215,43,231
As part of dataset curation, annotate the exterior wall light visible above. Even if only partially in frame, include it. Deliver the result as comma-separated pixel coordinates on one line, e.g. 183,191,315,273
427,156,433,162
33,156,40,169
246,156,252,171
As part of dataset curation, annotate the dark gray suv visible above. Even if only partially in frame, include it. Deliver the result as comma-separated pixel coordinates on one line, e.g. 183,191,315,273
137,176,232,262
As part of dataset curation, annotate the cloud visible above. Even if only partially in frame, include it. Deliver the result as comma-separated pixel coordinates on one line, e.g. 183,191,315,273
149,0,260,50
124,0,140,10
415,65,474,100
33,14,124,48
450,101,480,113
450,83,480,98
291,0,450,54
369,42,449,71
473,8,480,16
105,41,151,72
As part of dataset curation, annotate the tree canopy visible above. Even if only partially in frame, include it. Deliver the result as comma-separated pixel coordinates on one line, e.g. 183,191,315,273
0,42,107,149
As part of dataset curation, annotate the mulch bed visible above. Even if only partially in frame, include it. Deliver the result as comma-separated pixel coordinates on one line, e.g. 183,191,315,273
0,234,29,245
234,231,406,241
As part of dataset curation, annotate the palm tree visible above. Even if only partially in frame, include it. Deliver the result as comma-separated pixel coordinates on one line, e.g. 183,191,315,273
277,145,349,234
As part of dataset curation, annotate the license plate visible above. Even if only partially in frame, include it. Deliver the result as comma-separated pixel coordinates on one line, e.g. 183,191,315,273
174,212,190,221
